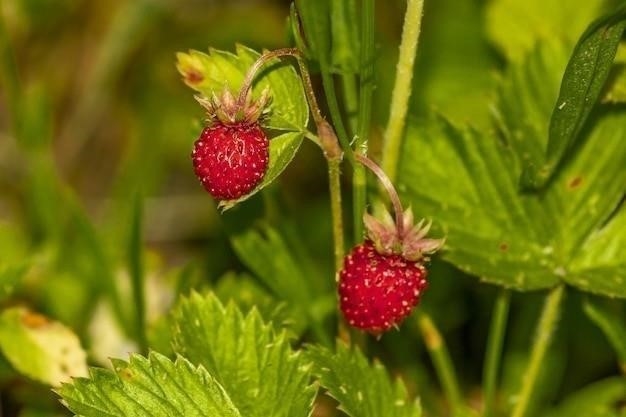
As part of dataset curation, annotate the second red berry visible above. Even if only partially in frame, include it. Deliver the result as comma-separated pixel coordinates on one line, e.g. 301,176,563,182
339,240,428,335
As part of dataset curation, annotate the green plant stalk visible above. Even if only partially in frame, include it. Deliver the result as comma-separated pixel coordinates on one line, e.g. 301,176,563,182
417,311,463,413
482,289,511,417
352,0,375,243
329,159,344,272
381,0,425,183
129,194,148,354
341,73,359,134
511,285,565,417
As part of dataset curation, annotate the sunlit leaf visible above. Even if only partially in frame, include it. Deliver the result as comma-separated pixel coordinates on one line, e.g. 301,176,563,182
307,343,421,417
171,292,316,417
58,352,241,417
0,308,87,386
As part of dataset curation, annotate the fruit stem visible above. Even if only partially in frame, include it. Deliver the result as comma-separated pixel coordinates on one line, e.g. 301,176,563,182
482,289,511,417
237,47,326,128
355,154,405,238
381,0,424,184
511,284,565,417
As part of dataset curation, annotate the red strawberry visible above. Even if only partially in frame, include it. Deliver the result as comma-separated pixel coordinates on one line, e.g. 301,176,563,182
339,208,444,335
339,240,428,334
192,123,268,200
192,87,271,201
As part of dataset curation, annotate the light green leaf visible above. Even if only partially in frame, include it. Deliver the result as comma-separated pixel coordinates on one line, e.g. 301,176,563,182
57,352,241,417
171,292,316,417
542,377,626,417
218,131,304,210
485,0,604,61
176,44,308,131
0,307,87,386
307,343,421,417
583,299,626,372
523,5,626,188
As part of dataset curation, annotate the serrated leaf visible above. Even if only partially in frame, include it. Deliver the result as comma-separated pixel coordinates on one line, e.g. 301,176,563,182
218,131,304,210
485,0,603,61
583,299,626,372
523,5,626,188
230,225,313,307
307,343,421,417
400,113,626,295
398,37,626,297
176,44,308,131
0,307,87,386
542,377,626,417
171,292,316,417
58,352,241,417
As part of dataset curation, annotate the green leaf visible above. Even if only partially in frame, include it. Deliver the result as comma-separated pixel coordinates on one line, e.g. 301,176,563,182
218,131,304,210
523,5,626,188
0,307,88,386
307,343,421,417
171,292,316,417
330,0,360,73
583,299,626,372
398,37,626,297
542,377,626,417
485,0,604,61
176,44,308,131
230,224,314,307
58,352,241,417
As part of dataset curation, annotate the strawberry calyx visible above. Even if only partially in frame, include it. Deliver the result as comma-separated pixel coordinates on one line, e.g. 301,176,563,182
195,86,271,125
363,207,445,262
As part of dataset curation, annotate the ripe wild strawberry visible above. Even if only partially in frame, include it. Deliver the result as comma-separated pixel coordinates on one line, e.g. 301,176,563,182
339,240,428,334
339,207,444,335
192,87,271,201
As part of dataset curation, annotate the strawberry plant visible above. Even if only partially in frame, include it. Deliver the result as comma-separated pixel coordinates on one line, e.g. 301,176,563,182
0,1,625,417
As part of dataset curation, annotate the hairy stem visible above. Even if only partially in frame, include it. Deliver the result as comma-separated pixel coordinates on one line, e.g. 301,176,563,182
417,311,463,413
355,154,405,237
511,285,565,417
482,289,511,417
238,48,345,272
381,0,424,183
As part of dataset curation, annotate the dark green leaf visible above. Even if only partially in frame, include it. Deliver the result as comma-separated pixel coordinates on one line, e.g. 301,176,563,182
307,343,421,417
523,6,626,188
171,292,316,417
330,0,360,73
583,299,626,372
58,352,241,417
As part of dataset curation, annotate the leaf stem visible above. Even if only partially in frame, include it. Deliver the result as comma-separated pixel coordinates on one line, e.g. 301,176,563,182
381,0,424,183
511,285,565,417
352,0,376,243
417,311,463,413
482,289,511,417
